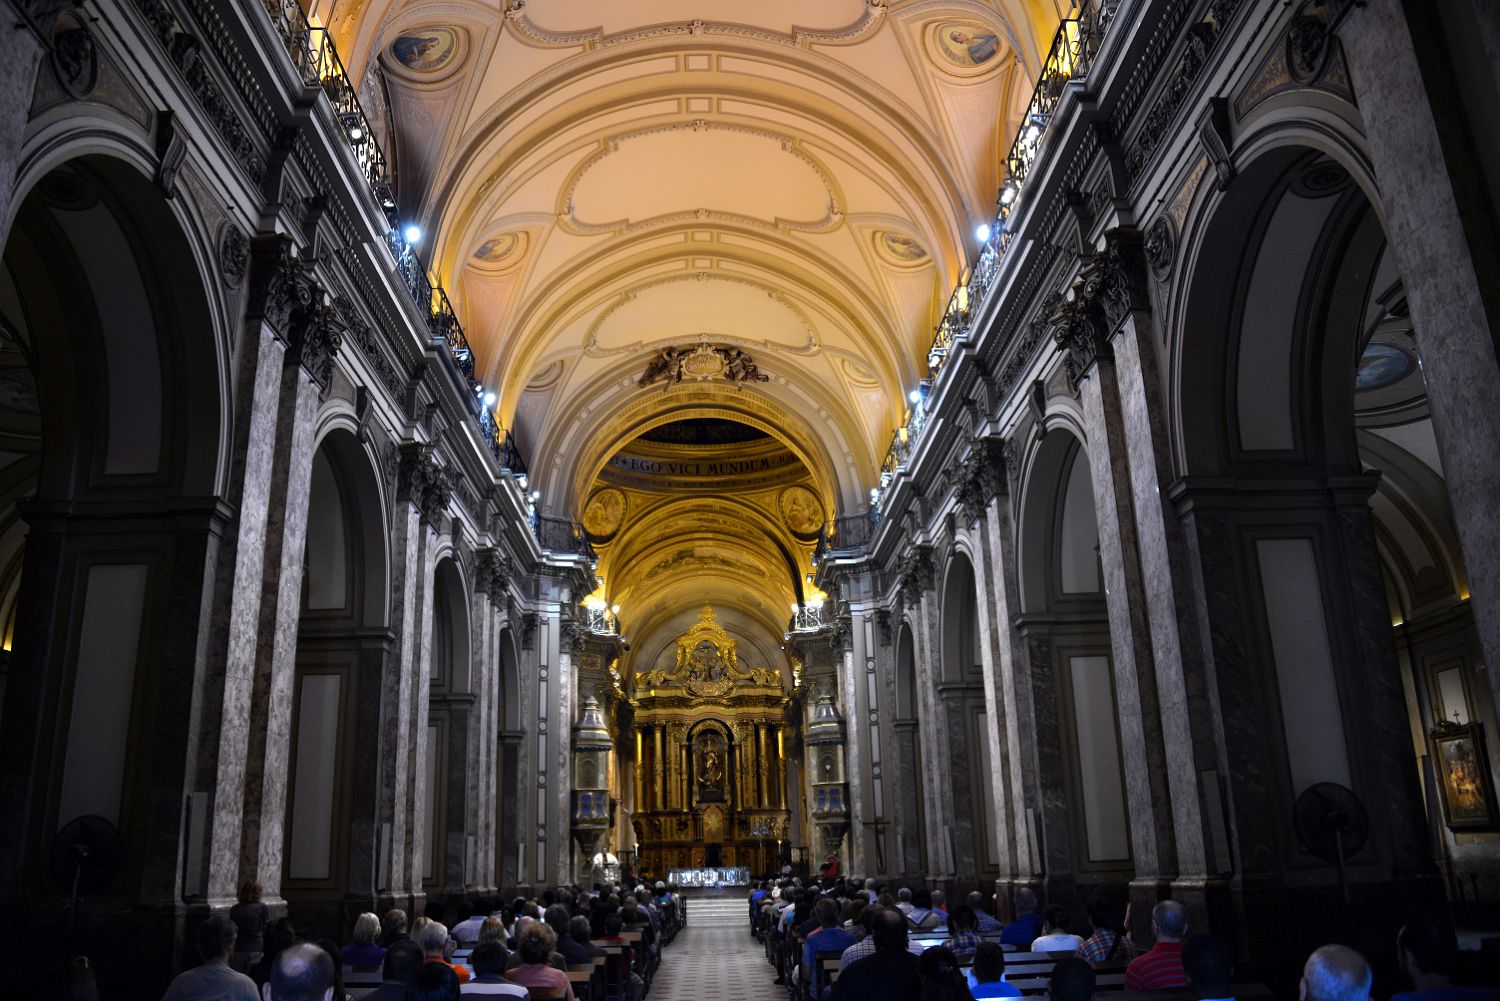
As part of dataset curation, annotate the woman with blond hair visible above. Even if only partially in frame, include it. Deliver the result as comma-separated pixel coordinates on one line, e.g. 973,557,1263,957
341,912,386,970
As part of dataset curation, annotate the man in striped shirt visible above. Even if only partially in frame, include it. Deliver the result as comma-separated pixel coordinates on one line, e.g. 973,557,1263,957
1124,901,1189,991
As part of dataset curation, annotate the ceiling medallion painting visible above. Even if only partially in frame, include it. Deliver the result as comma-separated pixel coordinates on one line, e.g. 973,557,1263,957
779,485,824,539
632,605,781,698
388,27,461,74
877,231,929,266
638,342,771,389
930,20,1003,73
582,487,627,540
472,231,524,267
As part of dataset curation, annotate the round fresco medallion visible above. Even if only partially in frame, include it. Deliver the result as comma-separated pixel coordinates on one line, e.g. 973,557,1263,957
779,485,824,539
878,231,928,264
389,28,459,74
473,232,519,264
933,21,1002,70
582,487,626,540
1355,342,1416,393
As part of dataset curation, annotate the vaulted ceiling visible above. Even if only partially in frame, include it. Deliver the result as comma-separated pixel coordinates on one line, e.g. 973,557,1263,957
319,0,1060,666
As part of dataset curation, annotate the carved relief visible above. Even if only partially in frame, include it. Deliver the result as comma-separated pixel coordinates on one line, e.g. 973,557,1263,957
637,342,770,389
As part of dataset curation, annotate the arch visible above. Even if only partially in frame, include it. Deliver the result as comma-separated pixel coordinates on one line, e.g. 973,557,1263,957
1017,429,1101,615
940,550,982,685
430,555,472,692
892,620,926,876
0,152,228,933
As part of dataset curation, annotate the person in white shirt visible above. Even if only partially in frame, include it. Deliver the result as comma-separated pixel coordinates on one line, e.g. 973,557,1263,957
1031,906,1086,953
896,888,915,915
161,916,259,1001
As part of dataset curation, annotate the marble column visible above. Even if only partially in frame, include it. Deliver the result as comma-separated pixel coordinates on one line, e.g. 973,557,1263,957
0,6,53,248
654,727,666,815
239,341,326,903
404,523,440,901
911,586,954,880
1334,0,1500,725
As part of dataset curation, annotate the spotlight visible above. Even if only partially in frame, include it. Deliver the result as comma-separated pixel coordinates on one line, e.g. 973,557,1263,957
908,388,922,405
1024,123,1042,144
1000,181,1018,206
975,223,992,242
611,604,621,615
403,224,422,245
483,391,497,407
529,490,541,502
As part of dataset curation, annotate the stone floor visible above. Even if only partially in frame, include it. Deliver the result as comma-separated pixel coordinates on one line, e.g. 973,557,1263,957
651,895,781,1001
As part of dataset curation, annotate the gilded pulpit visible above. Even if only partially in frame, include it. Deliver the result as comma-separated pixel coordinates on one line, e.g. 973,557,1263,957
630,606,791,877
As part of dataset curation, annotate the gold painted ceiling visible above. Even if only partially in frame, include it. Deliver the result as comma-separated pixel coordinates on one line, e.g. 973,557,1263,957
314,0,1062,669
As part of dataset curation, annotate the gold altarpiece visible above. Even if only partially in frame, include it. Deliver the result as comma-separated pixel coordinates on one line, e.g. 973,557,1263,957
630,607,791,877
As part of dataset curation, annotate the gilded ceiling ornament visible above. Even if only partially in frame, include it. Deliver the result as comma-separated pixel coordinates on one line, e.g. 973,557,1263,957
779,485,824,539
582,487,626,540
637,342,771,389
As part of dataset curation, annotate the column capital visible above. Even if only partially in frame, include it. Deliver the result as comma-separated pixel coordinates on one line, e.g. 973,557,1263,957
1051,228,1151,388
956,436,1009,523
896,544,934,607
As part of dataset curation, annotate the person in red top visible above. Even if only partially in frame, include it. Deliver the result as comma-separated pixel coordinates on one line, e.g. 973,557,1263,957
417,920,470,984
1125,901,1189,991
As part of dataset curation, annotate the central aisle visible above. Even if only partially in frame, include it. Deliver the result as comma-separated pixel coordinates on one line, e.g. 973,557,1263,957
652,894,782,1001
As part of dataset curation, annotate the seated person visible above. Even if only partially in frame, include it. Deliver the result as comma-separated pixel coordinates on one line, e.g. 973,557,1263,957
803,899,857,1000
1124,901,1188,991
419,921,470,984
1001,889,1043,948
969,942,1022,999
505,923,574,1001
895,888,915,915
830,908,921,1001
1051,957,1097,1001
906,888,945,931
1078,897,1132,963
161,915,258,1001
943,905,982,958
1182,933,1235,1001
409,962,462,1001
546,905,592,968
461,942,527,997
364,941,425,1001
917,946,970,1000
452,898,496,948
1300,945,1372,1001
839,906,882,972
598,913,645,1001
968,892,1003,933
1032,906,1085,953
342,912,387,970
1393,915,1500,1001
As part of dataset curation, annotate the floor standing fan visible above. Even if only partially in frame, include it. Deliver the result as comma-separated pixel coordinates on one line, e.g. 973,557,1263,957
50,815,123,944
1293,782,1370,938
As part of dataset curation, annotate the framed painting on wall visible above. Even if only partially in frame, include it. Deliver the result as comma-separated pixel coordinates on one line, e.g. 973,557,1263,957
1430,720,1498,830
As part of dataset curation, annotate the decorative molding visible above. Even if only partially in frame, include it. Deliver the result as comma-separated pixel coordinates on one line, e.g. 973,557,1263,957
637,341,771,389
50,10,97,99
896,545,934,607
584,272,821,358
396,445,452,526
218,224,249,289
955,437,1008,523
475,547,512,603
1144,216,1175,282
1196,97,1235,192
287,302,345,390
1050,229,1150,388
503,1,887,51
246,236,316,340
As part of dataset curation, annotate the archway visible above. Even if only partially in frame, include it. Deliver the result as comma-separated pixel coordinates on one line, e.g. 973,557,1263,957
938,552,998,884
424,555,472,897
1173,146,1452,960
1015,427,1132,909
496,625,522,890
0,153,226,991
284,429,389,932
892,622,926,877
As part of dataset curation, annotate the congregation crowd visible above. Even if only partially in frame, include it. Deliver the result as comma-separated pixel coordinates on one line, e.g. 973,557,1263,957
750,877,1499,1001
158,880,683,1001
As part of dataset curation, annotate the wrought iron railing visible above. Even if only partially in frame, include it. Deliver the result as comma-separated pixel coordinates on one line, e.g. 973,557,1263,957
582,605,618,635
814,510,880,562
535,516,593,558
884,2,1119,507
788,604,826,634
499,429,528,477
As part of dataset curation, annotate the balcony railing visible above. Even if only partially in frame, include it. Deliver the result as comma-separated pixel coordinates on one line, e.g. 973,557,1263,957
883,1,1120,509
814,510,880,563
582,605,618,635
498,429,528,477
535,516,593,559
260,1,500,465
788,603,826,634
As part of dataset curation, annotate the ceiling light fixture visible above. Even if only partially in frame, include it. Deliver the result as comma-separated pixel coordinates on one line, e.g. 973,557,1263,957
975,222,992,242
403,224,422,245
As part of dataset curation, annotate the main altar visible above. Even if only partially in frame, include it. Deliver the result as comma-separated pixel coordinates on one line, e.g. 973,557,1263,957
630,606,792,877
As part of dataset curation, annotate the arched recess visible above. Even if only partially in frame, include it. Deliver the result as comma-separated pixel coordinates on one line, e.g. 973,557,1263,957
938,551,997,883
1014,428,1132,909
495,625,523,890
0,152,227,990
284,428,390,928
892,621,926,877
1171,144,1456,950
425,555,472,896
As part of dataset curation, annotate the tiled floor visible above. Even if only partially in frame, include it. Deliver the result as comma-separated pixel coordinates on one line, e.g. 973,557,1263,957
652,895,782,1001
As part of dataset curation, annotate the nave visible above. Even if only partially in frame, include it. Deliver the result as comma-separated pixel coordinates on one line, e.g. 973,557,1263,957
648,896,780,1001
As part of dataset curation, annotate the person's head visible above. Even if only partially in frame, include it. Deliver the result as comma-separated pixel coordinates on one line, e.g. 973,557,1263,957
263,942,335,1001
196,915,237,963
949,904,977,933
544,903,571,934
1086,897,1118,933
569,916,592,945
381,941,424,986
518,921,556,964
872,907,910,953
843,899,867,926
406,961,461,1001
1183,934,1233,998
239,880,263,905
932,890,946,910
972,942,1006,985
1397,915,1459,984
352,912,380,946
1151,900,1188,943
478,917,505,946
898,887,913,903
1015,888,1038,915
655,881,666,893
1301,945,1372,1001
1051,957,1097,1001
1041,905,1070,936
416,921,449,958
265,918,299,958
966,891,987,914
382,909,408,942
865,878,877,892
815,898,840,929
918,946,972,1001
469,942,508,977
912,887,933,909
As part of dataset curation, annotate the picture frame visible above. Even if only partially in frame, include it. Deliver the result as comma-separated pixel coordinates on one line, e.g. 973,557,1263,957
1429,720,1499,830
